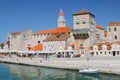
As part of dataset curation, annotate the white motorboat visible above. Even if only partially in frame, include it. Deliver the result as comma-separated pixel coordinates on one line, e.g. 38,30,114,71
79,68,98,74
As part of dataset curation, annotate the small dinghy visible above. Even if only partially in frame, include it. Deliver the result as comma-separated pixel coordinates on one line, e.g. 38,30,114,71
79,68,98,74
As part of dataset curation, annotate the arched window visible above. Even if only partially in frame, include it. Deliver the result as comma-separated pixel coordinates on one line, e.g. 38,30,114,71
28,44,30,46
38,41,40,44
115,35,117,39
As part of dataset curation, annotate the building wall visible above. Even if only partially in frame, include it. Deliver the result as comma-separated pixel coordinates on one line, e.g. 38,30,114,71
9,30,32,51
96,28,105,42
74,14,90,29
28,34,48,49
43,41,66,51
107,26,120,42
92,43,120,56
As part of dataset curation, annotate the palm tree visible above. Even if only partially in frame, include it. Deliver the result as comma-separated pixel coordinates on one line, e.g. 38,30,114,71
6,41,10,49
0,43,5,49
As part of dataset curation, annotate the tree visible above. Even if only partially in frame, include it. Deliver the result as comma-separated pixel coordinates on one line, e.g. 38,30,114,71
0,43,5,49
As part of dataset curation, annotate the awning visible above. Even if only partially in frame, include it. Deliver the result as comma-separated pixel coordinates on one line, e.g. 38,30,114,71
30,44,43,51
0,49,17,53
38,50,56,53
17,51,36,54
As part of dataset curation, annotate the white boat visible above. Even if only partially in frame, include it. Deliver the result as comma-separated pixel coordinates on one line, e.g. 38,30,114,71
79,68,98,74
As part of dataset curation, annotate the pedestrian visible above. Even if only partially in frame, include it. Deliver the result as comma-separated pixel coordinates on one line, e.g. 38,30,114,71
87,56,89,61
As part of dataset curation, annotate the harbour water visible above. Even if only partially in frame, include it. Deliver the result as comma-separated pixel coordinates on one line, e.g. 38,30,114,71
0,63,120,80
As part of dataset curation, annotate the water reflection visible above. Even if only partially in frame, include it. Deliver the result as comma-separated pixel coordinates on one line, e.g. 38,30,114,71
78,74,100,80
0,64,10,80
9,64,77,80
0,63,120,80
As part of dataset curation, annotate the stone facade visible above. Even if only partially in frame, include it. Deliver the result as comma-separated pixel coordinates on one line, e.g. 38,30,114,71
107,22,120,42
72,10,97,56
92,22,120,56
8,30,32,51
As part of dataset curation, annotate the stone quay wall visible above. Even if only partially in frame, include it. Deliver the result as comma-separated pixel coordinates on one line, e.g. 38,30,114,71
0,56,120,75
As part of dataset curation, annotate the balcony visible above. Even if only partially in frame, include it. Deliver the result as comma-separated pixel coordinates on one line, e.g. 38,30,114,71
72,28,89,39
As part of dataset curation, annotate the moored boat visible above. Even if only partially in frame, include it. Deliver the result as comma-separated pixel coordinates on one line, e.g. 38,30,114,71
79,68,98,74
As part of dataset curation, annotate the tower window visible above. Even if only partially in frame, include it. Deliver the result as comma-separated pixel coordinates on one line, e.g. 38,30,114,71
23,35,26,38
109,28,111,32
76,21,80,25
80,44,83,46
114,27,117,31
82,21,86,24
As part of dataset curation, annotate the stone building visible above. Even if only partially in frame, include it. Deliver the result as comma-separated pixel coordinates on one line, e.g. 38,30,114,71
107,22,120,42
72,10,97,56
92,22,120,56
8,30,32,51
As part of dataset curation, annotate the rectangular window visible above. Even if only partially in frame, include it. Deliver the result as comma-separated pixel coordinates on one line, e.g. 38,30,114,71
80,44,83,46
117,51,119,55
114,27,117,31
82,21,86,24
60,41,62,44
109,52,111,54
115,36,117,39
96,34,99,38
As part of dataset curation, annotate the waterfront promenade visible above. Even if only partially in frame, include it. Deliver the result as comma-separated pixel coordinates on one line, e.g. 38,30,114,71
0,56,120,75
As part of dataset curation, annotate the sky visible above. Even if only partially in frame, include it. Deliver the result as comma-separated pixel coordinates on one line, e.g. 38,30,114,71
0,0,120,42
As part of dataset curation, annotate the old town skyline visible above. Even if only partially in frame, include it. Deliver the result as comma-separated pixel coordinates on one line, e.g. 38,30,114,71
0,0,120,42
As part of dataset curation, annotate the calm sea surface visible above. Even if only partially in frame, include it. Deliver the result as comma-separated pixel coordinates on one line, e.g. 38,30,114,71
0,63,120,80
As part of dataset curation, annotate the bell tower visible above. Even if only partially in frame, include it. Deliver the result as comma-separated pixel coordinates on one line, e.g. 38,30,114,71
58,9,66,27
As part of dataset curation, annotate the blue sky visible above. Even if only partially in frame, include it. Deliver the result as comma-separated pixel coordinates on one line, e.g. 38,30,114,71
0,0,120,42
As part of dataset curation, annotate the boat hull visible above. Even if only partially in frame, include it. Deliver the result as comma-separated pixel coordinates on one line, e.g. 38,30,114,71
79,69,98,74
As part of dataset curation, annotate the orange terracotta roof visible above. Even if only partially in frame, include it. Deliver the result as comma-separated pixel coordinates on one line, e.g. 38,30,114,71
30,44,43,51
34,26,71,35
52,26,71,34
112,41,120,44
69,44,74,47
96,25,104,30
11,32,20,35
96,43,102,50
73,10,95,17
43,33,70,41
104,42,111,50
108,22,120,26
116,41,120,44
104,31,107,37
95,42,111,50
35,29,54,35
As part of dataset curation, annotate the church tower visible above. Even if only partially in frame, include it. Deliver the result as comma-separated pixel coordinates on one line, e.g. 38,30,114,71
58,9,66,27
